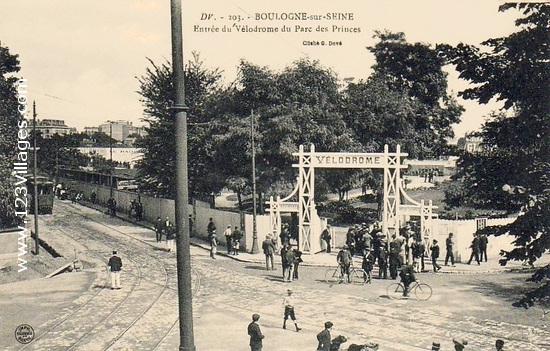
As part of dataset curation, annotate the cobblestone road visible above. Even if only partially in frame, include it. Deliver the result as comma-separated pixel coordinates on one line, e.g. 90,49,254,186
5,200,549,351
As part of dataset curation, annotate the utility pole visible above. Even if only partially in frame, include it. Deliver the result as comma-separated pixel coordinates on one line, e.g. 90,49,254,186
250,110,259,254
170,1,196,350
32,101,39,255
109,122,114,197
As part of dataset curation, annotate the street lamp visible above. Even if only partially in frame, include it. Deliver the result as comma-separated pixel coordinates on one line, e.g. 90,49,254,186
250,110,259,254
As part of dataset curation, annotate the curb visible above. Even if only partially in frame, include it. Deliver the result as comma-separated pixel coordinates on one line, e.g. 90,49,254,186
71,200,548,275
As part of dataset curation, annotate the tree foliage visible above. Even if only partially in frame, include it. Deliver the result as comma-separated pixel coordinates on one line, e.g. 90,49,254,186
136,39,461,208
0,42,22,228
442,3,550,307
342,31,464,160
135,53,223,198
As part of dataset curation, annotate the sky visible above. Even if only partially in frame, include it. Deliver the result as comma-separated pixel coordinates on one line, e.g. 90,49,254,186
0,0,521,139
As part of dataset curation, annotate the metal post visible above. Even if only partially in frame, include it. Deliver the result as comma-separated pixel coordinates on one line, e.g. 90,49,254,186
250,110,259,254
32,101,39,255
170,0,195,350
109,122,113,197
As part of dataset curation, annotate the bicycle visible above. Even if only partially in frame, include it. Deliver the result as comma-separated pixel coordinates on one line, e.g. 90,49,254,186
386,280,432,300
325,266,367,285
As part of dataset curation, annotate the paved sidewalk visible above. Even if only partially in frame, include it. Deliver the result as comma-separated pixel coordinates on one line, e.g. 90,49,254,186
81,198,550,275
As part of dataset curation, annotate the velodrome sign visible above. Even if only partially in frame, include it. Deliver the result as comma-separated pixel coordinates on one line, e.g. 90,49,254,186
310,152,407,168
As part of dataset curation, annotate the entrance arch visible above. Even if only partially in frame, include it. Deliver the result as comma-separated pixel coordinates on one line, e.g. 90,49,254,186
268,144,436,253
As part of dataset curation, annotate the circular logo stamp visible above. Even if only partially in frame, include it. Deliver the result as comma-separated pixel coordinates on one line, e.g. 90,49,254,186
15,324,34,344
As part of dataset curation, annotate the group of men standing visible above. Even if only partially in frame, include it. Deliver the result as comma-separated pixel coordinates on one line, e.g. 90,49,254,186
220,221,243,256
154,216,176,251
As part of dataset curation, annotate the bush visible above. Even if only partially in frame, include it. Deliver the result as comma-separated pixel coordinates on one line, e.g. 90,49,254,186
318,201,378,225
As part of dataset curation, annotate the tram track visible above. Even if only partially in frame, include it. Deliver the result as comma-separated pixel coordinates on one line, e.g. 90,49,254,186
17,201,200,351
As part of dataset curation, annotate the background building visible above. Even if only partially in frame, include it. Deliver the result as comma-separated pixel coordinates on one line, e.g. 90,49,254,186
97,120,147,142
32,119,77,138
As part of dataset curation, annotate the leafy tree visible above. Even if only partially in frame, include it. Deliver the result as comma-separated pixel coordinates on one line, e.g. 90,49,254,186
136,53,223,198
0,42,22,228
343,31,464,159
33,132,90,178
442,3,550,307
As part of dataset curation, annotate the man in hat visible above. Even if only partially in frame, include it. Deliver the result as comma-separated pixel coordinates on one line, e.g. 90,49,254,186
262,234,276,270
453,338,468,351
445,233,456,266
316,321,333,351
248,313,264,351
282,289,301,332
321,224,332,253
108,250,122,290
337,244,353,283
432,342,441,350
224,225,233,254
495,339,505,351
430,239,442,272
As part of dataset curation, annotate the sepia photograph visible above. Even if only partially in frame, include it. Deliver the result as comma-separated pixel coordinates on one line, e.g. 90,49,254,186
0,1,549,350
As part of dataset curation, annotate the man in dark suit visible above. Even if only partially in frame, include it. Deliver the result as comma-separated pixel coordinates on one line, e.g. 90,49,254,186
262,234,276,270
108,250,122,290
467,233,481,265
316,321,333,351
248,314,264,351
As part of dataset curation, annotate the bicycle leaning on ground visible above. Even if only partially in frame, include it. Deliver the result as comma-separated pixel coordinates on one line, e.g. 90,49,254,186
386,280,432,300
325,265,368,285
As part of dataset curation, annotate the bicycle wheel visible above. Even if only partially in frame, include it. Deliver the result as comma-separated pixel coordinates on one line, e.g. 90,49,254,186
386,283,405,299
351,268,367,285
325,268,341,284
414,283,432,301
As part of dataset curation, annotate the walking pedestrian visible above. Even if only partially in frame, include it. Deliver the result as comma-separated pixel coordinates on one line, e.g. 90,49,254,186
135,201,143,221
430,239,442,272
262,234,276,270
282,289,302,332
495,339,505,350
292,248,303,280
108,250,122,290
232,226,242,255
432,341,441,350
467,233,481,265
479,233,489,262
165,222,175,252
155,216,163,242
207,217,216,238
283,245,295,282
316,321,333,351
224,225,233,254
209,230,218,259
321,224,332,253
107,197,117,217
452,339,468,351
411,235,425,272
445,233,455,266
247,314,264,351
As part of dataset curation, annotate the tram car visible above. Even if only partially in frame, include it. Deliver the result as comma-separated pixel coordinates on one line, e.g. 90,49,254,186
28,176,55,214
